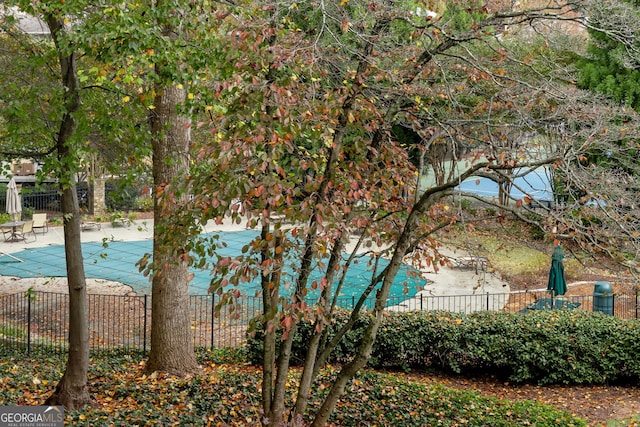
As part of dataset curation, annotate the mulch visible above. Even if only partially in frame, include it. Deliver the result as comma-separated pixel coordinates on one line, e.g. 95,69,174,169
398,370,640,426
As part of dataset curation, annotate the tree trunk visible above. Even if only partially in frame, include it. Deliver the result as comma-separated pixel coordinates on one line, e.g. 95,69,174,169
312,209,419,426
145,82,200,376
44,13,91,410
46,184,91,410
261,226,281,416
291,233,348,425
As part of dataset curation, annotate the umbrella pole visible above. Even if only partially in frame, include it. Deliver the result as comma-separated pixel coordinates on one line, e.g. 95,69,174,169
0,251,24,262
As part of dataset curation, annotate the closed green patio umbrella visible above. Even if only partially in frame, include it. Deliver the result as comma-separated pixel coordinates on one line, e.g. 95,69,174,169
547,244,567,296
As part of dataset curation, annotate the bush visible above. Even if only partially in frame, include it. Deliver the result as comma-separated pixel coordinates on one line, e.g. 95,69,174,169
247,309,640,385
245,310,370,366
106,180,143,211
135,196,153,211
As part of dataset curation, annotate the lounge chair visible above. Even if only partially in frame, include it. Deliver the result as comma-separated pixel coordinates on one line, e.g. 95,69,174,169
32,213,49,234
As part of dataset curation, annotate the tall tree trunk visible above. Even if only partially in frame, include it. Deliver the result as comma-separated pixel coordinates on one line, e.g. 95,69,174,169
145,82,199,376
44,14,91,410
46,183,91,410
311,214,417,426
261,227,282,418
290,232,348,425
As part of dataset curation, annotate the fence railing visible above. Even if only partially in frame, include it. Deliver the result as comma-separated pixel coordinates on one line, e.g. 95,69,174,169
1,288,637,354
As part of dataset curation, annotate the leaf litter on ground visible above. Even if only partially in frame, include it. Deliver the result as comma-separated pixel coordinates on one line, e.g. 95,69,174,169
0,348,597,426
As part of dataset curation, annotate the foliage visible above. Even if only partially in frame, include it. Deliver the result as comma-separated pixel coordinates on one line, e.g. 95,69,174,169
175,0,640,422
134,196,153,212
22,206,35,220
570,0,640,263
248,310,640,385
0,323,26,339
522,212,546,240
607,415,640,427
108,211,135,227
106,181,144,212
246,310,371,366
578,11,640,111
3,0,640,423
0,347,586,426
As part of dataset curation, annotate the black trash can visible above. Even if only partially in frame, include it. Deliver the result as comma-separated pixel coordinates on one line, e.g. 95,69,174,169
593,281,614,315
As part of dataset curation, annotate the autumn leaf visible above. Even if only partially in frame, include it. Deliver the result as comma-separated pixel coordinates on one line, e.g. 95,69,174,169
341,18,351,33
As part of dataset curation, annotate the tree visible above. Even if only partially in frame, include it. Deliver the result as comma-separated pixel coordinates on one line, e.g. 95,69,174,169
0,2,92,409
145,9,200,374
72,0,233,375
578,0,640,109
3,0,639,422
180,0,637,424
569,0,640,262
4,0,227,378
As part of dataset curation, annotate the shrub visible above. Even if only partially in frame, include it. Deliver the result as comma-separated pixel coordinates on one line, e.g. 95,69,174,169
135,196,153,211
246,309,640,385
106,181,143,211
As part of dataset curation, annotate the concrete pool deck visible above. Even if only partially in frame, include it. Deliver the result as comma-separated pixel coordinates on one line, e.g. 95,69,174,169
0,217,510,312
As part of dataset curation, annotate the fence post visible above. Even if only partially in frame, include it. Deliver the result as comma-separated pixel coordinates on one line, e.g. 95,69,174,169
210,294,215,350
27,295,32,355
612,294,615,317
636,287,638,320
420,294,423,311
486,292,490,311
143,294,148,354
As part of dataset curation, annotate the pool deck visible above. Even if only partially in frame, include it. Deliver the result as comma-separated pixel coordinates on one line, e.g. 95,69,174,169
0,217,254,253
0,217,510,312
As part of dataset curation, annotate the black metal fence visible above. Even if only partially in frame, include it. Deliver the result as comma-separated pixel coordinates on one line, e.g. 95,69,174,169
0,181,146,215
0,187,89,214
0,288,638,354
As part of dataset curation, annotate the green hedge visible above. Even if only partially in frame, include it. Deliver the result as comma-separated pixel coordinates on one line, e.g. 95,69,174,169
247,310,640,385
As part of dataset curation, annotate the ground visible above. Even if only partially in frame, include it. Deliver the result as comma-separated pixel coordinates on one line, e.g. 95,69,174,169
395,369,640,426
393,278,640,426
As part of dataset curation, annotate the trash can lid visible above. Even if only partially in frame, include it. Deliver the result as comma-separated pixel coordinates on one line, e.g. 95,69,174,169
594,281,612,293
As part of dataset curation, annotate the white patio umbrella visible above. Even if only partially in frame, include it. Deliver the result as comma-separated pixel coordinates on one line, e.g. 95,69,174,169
6,177,22,221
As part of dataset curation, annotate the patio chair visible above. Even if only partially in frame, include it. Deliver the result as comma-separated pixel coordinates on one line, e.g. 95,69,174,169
1,224,13,241
14,220,36,242
32,213,49,234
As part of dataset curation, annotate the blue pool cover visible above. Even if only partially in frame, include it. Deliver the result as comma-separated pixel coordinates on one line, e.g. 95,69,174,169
0,230,424,298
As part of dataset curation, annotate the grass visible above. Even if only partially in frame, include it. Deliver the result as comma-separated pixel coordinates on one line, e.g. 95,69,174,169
440,222,595,283
0,347,586,426
606,417,640,427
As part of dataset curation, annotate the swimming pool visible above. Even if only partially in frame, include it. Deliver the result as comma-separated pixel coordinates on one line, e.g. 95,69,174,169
0,230,425,298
